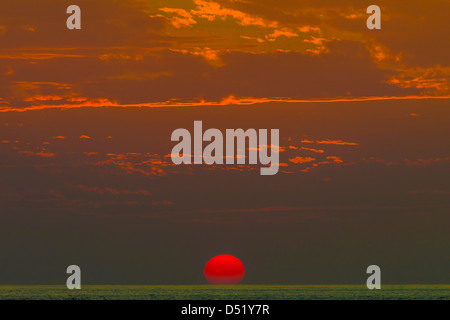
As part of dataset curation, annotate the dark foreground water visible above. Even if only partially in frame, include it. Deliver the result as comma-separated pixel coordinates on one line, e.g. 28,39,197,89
0,285,448,300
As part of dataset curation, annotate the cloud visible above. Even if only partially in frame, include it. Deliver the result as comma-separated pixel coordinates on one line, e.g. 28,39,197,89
205,0,449,65
301,147,325,153
190,0,278,28
18,150,56,158
289,157,316,164
0,0,448,112
316,140,358,146
158,8,197,28
387,66,450,95
265,28,299,41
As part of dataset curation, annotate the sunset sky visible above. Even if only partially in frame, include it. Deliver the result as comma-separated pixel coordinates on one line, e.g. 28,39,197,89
0,0,449,284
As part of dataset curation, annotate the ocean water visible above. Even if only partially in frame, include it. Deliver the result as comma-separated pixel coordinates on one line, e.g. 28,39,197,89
0,285,448,300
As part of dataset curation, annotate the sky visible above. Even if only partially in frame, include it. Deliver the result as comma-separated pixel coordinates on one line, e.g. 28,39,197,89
0,0,449,285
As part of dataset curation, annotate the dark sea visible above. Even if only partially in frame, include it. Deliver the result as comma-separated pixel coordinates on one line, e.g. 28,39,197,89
0,285,448,300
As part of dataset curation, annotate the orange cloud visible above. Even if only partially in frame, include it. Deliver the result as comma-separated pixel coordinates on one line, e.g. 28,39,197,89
298,26,321,33
316,140,359,146
387,66,450,95
24,95,65,102
159,8,197,28
265,28,298,41
301,147,325,153
0,53,87,60
191,0,278,28
1,94,439,113
289,157,316,164
19,151,56,158
326,156,344,163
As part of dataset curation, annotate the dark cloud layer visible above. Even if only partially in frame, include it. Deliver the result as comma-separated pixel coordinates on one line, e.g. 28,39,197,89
1,42,419,109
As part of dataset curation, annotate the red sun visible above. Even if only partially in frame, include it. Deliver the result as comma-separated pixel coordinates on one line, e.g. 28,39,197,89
204,254,245,285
